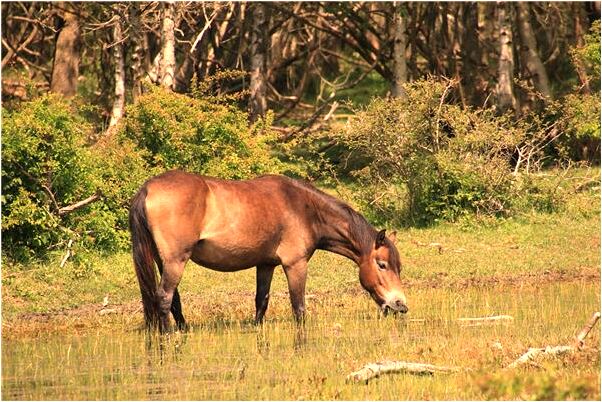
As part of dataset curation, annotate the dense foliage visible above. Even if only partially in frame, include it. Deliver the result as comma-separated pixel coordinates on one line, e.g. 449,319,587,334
2,95,104,260
119,85,281,179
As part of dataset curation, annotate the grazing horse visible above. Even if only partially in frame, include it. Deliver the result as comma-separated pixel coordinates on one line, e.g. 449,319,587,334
129,170,408,332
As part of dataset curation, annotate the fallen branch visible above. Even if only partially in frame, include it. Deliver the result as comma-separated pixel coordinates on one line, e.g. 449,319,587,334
575,311,601,348
58,191,102,216
507,311,600,369
346,361,460,383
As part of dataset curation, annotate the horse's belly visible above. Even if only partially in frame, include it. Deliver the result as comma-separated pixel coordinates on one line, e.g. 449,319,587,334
190,238,280,272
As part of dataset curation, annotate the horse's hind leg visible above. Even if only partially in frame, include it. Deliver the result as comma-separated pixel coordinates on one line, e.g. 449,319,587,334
255,264,276,325
157,259,187,333
170,288,188,331
154,250,187,331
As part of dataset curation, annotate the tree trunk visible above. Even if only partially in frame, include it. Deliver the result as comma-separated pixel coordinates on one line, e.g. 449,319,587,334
495,2,518,114
129,4,145,100
573,3,591,93
390,2,408,99
248,2,269,122
160,1,176,90
516,3,551,99
109,16,125,128
461,3,481,106
50,2,81,97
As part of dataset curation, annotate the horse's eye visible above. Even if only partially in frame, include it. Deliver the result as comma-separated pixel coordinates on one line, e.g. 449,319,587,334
377,260,387,270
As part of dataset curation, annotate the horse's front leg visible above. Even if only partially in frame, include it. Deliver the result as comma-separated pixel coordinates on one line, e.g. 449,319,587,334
283,259,308,324
255,264,275,325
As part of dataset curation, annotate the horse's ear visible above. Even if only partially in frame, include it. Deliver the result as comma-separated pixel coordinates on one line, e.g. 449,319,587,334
375,229,387,248
388,231,397,243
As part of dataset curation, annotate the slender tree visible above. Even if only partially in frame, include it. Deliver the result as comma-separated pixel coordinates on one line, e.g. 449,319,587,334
495,2,518,113
160,1,176,90
391,2,408,99
50,2,81,97
516,2,551,99
109,14,125,128
129,3,145,100
460,3,481,106
248,2,269,122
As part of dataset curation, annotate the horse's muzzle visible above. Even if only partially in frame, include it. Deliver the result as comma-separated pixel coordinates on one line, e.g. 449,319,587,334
382,299,408,315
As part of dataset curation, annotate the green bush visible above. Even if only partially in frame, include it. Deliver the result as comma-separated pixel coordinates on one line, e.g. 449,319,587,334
119,85,282,179
558,20,601,164
1,95,131,261
557,93,601,163
332,79,527,225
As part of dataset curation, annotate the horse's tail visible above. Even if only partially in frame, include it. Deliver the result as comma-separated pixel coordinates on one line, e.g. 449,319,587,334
129,186,160,330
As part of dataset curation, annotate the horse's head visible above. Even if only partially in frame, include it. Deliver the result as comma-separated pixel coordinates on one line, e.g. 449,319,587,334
359,229,408,314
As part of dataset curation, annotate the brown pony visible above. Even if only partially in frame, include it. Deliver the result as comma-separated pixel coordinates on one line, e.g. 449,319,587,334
129,170,408,332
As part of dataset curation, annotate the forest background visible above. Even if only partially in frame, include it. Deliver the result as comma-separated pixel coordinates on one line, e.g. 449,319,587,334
1,2,600,262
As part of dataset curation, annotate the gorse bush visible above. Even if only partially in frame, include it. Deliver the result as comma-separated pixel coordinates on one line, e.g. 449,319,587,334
572,20,601,90
559,19,601,163
333,79,526,225
557,93,601,163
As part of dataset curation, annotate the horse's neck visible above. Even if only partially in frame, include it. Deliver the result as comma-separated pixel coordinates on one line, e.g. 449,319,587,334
314,202,368,264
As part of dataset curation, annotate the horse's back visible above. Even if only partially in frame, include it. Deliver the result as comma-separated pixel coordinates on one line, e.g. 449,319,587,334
137,170,318,268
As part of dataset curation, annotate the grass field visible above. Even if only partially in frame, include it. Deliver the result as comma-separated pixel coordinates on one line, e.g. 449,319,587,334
2,169,600,400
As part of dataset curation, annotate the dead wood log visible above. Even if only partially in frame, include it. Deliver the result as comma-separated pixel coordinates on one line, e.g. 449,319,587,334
575,311,601,348
346,361,461,383
407,315,514,326
507,311,600,369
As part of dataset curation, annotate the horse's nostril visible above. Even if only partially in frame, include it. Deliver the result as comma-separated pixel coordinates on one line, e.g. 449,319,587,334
395,300,408,314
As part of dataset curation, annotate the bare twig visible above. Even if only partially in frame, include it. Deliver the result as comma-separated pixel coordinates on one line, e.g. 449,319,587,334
433,77,457,152
458,315,514,326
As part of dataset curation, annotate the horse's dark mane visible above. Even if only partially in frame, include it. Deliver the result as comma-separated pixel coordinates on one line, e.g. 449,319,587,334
287,178,377,254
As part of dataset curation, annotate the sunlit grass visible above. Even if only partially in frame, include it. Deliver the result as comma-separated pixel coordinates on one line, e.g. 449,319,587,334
2,281,599,400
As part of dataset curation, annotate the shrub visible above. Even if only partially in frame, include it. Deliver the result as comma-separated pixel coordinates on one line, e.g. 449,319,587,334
572,20,601,90
557,93,601,163
556,20,601,164
1,95,130,260
118,85,282,179
332,79,526,225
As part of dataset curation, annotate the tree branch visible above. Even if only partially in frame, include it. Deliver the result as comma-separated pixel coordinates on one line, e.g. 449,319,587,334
58,191,102,216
